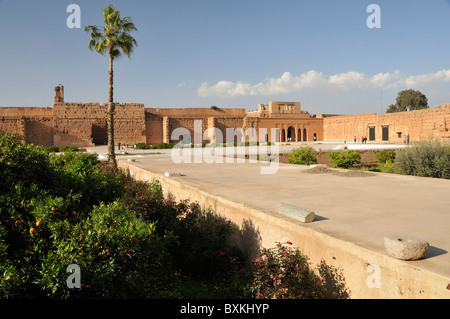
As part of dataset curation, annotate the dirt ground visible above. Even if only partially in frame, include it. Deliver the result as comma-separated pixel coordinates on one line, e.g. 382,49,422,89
302,166,376,177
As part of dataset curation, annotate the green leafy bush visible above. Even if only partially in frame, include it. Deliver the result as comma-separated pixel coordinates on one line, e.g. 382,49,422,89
0,132,53,196
287,147,317,165
395,141,450,179
328,150,361,169
1,199,169,298
152,142,177,149
0,132,169,298
135,142,152,149
379,161,397,174
49,152,125,212
41,145,79,153
376,150,396,164
245,242,324,299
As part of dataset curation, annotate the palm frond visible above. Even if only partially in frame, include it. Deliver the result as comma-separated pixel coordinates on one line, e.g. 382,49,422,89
85,5,137,58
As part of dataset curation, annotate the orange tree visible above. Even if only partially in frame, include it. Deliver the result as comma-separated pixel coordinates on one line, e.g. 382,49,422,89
0,132,171,298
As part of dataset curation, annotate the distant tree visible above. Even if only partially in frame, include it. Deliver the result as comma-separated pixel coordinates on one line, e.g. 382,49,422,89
84,5,137,169
386,89,428,113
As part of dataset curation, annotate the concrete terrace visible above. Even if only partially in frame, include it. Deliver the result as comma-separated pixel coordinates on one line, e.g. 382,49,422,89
87,142,450,298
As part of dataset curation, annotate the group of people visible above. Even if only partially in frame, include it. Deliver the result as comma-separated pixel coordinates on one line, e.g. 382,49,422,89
118,142,129,150
359,136,368,143
344,136,368,143
403,134,410,145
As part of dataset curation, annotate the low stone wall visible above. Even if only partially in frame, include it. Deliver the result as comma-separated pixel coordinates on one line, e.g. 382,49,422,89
117,160,449,299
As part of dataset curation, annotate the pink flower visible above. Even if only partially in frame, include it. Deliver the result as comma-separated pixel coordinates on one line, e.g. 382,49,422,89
219,251,224,256
286,241,293,245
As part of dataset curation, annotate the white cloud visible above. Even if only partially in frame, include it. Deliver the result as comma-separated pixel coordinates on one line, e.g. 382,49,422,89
197,69,450,98
386,69,450,89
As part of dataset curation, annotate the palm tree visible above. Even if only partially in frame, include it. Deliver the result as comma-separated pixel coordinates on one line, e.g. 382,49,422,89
84,5,137,168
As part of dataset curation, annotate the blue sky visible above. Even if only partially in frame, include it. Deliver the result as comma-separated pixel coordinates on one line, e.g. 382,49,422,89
1,0,450,115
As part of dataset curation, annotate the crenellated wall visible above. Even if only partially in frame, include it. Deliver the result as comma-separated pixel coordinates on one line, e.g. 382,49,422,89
0,107,54,146
52,102,146,147
323,105,450,143
1,86,449,146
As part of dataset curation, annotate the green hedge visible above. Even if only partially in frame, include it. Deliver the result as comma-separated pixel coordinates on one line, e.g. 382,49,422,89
287,147,317,165
395,141,450,179
328,150,361,169
376,150,396,164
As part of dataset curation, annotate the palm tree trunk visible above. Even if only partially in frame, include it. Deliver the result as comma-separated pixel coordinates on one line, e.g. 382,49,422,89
107,50,117,169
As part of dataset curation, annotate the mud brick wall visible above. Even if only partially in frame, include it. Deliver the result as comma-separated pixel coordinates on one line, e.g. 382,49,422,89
0,107,54,145
0,107,53,118
114,103,146,146
24,118,54,146
1,101,449,147
53,102,146,147
323,105,450,143
145,107,246,144
168,118,205,144
145,113,164,145
0,117,22,134
53,103,102,147
214,117,245,143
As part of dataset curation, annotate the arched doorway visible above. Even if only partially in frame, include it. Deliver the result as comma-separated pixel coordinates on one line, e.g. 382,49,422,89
281,129,286,142
303,128,307,141
287,126,295,142
297,129,301,142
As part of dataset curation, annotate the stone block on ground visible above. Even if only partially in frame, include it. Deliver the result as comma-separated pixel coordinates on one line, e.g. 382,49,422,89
384,235,429,260
276,203,315,223
165,171,182,177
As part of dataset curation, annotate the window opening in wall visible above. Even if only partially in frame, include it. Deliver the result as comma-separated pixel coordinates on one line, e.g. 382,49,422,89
382,126,389,141
369,126,375,141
